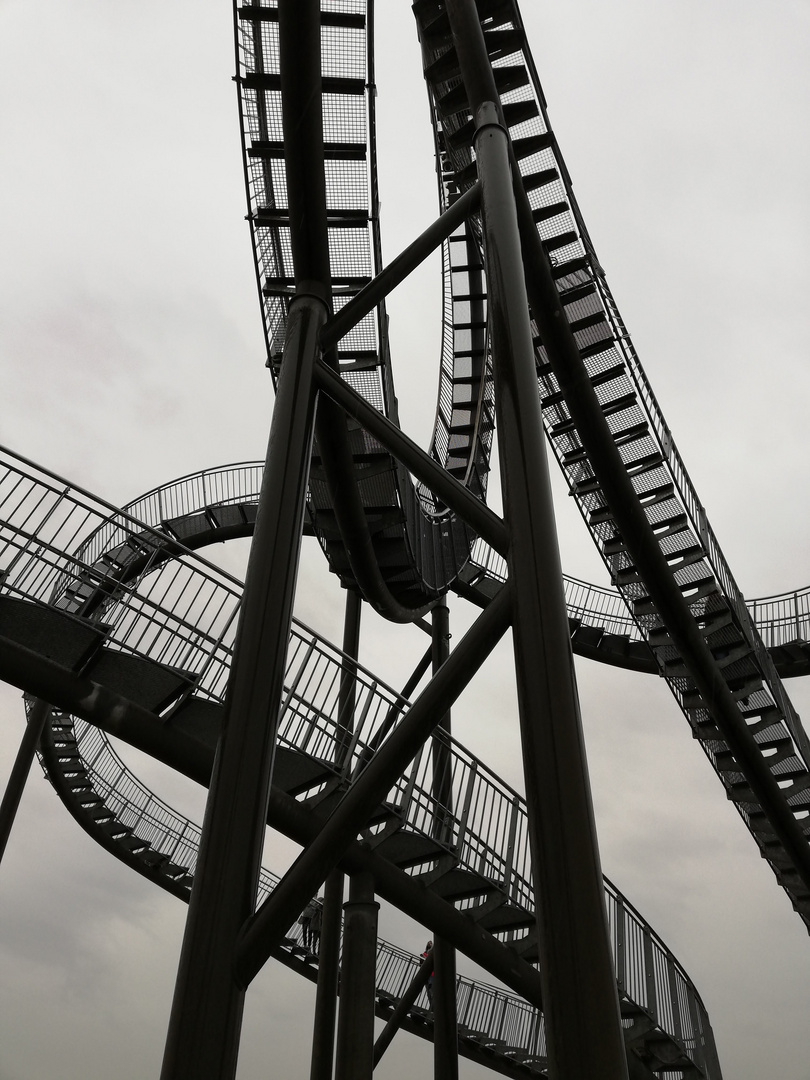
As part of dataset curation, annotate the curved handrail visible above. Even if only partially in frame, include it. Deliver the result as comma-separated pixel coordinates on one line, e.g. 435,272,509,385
0,446,718,1076
83,456,807,655
40,710,551,1066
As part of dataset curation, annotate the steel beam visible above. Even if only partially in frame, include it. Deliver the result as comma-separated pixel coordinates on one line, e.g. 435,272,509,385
310,869,344,1080
159,288,326,1080
311,590,361,1080
321,183,481,350
373,948,435,1066
334,871,379,1080
444,3,628,1078
159,4,330,1071
314,360,507,555
431,600,458,1080
234,585,513,987
0,699,51,864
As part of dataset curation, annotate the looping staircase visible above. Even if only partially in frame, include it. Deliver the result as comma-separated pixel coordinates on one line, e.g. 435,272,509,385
0,446,719,1077
409,0,810,925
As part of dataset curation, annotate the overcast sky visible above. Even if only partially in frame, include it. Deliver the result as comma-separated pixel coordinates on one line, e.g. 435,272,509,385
2,2,810,1078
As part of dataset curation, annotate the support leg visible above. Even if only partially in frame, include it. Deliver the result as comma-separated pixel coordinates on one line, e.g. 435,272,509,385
310,869,344,1080
430,601,458,1080
334,871,379,1080
309,588,363,1080
159,292,326,1080
0,699,50,864
444,3,628,1077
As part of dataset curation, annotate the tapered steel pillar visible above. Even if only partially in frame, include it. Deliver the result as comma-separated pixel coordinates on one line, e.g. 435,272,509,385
444,3,628,1078
430,601,458,1080
334,871,379,1080
160,5,332,1074
159,292,326,1080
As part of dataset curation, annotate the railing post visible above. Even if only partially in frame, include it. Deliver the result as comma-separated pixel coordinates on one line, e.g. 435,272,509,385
501,795,520,896
614,894,626,998
454,759,477,863
642,931,658,1025
667,958,683,1044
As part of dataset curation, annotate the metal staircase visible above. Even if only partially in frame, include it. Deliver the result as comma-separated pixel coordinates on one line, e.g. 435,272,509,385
2,3,809,1077
0,445,719,1077
408,0,810,926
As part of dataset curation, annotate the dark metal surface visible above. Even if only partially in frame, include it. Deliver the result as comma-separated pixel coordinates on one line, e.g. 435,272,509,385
444,3,628,1077
159,6,332,1070
15,0,810,1074
234,585,512,986
335,872,379,1080
0,699,51,863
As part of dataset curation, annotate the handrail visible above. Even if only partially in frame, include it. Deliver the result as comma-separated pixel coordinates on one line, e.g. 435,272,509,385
108,456,810,649
0,446,717,1074
44,712,551,1064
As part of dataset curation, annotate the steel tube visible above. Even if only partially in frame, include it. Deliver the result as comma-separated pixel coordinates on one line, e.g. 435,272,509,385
334,872,379,1080
321,183,481,351
234,585,513,987
310,869,344,1080
430,601,458,1080
159,288,326,1080
160,4,330,1060
445,4,628,1078
0,699,51,864
314,361,508,555
310,589,361,1080
373,948,435,1065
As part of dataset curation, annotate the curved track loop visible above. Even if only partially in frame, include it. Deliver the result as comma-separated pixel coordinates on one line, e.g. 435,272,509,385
235,1,491,614
239,0,810,925
117,459,810,679
0,447,719,1078
234,0,810,928
407,0,810,924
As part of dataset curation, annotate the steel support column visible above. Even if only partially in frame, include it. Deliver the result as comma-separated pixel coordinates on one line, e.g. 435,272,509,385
160,4,329,1071
431,600,458,1080
310,868,345,1080
444,3,628,1078
159,290,326,1080
0,699,51,864
334,871,380,1080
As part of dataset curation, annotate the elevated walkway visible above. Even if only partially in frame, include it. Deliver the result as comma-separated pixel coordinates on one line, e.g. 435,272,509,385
0,445,719,1078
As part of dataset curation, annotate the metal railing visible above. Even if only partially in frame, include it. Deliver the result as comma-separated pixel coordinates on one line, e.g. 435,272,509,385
52,705,549,1064
0,445,720,1074
56,706,714,1074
